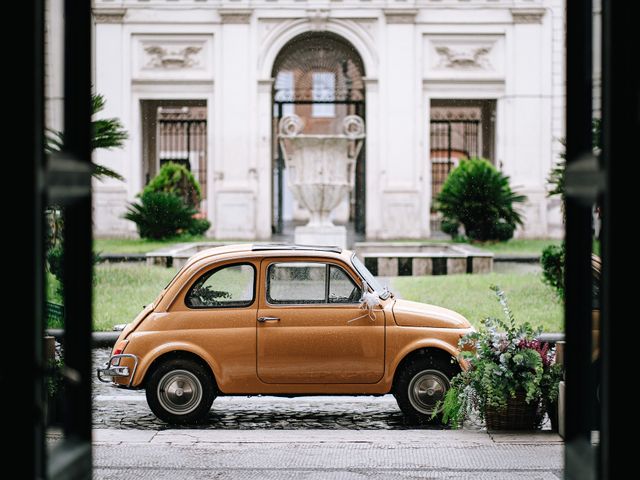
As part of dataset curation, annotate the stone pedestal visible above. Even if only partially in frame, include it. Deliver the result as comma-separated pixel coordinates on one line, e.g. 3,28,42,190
294,225,347,249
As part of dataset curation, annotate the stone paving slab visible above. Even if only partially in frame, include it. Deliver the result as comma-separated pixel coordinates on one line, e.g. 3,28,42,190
93,432,563,480
93,428,498,446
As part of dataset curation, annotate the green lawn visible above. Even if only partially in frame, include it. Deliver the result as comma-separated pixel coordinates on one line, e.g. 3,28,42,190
95,236,562,256
94,235,206,254
391,272,563,332
474,239,562,256
48,264,562,333
47,264,177,331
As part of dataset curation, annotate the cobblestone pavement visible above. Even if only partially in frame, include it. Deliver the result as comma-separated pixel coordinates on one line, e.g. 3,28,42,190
93,349,448,431
93,348,562,479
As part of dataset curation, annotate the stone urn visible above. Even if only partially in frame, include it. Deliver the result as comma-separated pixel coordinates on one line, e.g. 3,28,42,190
278,114,365,248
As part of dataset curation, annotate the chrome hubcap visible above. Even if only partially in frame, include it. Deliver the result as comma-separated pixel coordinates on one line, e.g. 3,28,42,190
408,369,450,415
157,369,203,416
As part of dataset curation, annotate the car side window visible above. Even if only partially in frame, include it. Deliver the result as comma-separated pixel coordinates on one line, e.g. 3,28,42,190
186,263,255,308
267,262,361,305
329,266,361,304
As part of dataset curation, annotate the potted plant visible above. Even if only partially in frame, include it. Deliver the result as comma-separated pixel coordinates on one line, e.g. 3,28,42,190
440,286,562,430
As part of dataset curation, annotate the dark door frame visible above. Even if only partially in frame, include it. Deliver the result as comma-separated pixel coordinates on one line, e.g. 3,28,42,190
565,1,636,478
20,0,93,478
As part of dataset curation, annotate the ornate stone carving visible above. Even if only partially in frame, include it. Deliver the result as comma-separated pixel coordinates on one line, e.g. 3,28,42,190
511,8,546,24
93,8,126,24
144,45,202,70
435,46,492,70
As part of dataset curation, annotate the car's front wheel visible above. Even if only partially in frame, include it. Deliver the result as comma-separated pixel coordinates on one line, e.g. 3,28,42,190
394,358,455,425
146,358,216,424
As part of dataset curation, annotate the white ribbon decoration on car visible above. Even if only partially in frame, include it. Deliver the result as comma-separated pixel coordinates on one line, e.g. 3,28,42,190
348,282,381,323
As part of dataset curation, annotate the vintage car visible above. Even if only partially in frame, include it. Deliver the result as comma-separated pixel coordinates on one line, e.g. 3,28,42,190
98,244,473,424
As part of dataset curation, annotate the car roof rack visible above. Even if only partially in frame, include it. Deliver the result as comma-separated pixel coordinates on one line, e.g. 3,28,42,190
251,243,342,253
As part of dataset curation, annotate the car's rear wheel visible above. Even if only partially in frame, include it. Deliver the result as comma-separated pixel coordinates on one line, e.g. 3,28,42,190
146,358,215,424
394,358,456,425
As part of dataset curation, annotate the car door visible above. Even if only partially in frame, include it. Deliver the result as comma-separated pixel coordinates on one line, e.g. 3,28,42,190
171,260,259,389
256,258,385,384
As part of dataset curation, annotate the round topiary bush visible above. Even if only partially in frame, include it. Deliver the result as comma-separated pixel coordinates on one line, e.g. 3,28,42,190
436,157,526,242
124,191,197,239
143,162,202,208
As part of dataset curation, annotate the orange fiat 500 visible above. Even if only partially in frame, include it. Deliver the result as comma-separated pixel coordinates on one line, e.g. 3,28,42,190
98,244,473,424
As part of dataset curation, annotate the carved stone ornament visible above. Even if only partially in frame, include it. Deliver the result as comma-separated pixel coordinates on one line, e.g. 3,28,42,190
93,8,126,24
144,45,202,70
307,9,330,32
435,46,492,70
511,8,546,24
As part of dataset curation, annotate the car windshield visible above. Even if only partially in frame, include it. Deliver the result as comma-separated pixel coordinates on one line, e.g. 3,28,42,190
351,254,391,300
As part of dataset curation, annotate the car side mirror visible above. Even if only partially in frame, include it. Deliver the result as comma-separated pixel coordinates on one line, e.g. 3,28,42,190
360,282,381,308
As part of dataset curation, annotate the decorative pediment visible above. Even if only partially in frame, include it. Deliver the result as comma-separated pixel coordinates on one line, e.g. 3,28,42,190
144,45,202,70
435,46,492,70
133,35,213,81
424,35,505,80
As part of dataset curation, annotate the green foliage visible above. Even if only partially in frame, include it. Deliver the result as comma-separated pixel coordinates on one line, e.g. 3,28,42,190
441,218,461,238
547,118,601,219
143,162,202,208
45,93,128,181
187,217,211,236
45,93,128,302
541,244,565,299
439,286,561,428
125,191,197,240
47,244,64,283
436,158,527,242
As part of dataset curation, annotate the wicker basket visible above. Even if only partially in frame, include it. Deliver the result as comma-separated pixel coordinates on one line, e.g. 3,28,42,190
484,391,541,430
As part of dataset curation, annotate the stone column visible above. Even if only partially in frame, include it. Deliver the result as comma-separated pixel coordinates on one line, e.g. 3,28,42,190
380,9,422,239
214,9,256,239
505,8,552,237
93,8,131,236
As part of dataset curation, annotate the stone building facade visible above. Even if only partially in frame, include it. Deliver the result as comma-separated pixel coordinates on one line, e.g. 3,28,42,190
88,0,565,240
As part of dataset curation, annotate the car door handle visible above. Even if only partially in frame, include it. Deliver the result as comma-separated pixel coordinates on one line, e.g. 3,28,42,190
257,316,280,323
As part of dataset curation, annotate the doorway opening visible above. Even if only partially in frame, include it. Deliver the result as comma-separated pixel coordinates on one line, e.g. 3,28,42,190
429,99,496,232
141,100,208,213
271,32,366,237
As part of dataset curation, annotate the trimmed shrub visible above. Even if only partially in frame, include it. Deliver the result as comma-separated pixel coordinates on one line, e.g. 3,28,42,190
188,217,211,236
125,191,197,239
143,162,202,208
541,244,565,299
436,158,527,242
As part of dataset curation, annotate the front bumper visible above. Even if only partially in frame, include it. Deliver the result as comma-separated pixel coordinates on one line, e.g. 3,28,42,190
97,354,139,387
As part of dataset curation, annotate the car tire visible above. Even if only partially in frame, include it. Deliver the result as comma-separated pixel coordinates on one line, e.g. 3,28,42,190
394,358,456,425
145,358,216,424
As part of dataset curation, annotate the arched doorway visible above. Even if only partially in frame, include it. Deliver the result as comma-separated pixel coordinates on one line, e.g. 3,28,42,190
271,32,366,235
